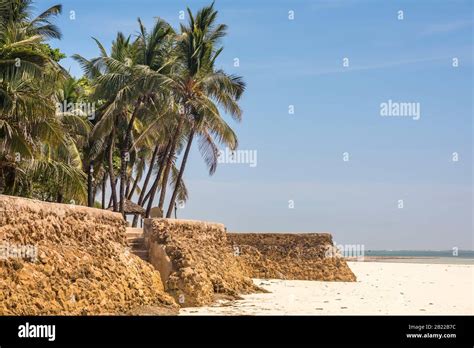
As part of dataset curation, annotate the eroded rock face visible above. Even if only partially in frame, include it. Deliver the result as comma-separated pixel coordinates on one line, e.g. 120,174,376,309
144,219,261,307
0,195,177,315
228,233,356,282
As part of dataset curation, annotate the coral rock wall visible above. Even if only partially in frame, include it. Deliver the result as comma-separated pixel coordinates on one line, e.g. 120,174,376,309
144,218,261,307
0,195,177,315
228,233,356,282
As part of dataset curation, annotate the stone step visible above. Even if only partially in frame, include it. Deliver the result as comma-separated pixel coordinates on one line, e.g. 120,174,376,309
132,249,149,261
126,227,143,234
125,231,143,239
125,227,144,238
126,228,149,262
125,235,145,240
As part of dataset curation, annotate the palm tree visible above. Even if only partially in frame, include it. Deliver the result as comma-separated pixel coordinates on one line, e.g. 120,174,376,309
73,33,138,211
0,0,62,39
164,3,245,217
1,1,246,220
76,24,175,216
0,0,88,203
129,18,179,219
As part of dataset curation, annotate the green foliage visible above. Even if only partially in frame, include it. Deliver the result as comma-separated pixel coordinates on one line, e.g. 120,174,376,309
39,43,66,62
0,0,87,203
0,0,246,213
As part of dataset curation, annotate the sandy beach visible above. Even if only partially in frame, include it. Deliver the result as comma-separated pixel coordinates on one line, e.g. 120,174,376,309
180,261,474,315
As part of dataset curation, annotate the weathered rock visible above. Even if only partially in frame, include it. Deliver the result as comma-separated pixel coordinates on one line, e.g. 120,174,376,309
228,233,356,282
0,194,177,315
144,218,262,307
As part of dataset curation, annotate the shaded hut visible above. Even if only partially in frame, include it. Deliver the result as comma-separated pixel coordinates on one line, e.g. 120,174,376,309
108,199,145,225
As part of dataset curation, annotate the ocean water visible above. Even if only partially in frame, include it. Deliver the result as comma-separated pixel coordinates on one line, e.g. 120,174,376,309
361,250,474,264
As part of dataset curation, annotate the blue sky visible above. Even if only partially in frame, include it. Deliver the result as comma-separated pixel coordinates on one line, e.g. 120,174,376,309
41,0,472,249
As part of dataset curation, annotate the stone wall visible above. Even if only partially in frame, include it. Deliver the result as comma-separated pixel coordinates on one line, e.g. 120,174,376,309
228,233,356,282
0,195,177,315
144,218,261,307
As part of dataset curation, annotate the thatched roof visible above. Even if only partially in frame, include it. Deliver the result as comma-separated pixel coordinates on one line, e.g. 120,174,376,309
108,199,145,216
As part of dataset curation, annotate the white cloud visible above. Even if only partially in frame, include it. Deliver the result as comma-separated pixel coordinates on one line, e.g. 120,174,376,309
419,19,473,37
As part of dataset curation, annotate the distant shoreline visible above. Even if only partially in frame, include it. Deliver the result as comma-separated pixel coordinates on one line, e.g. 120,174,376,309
346,256,474,265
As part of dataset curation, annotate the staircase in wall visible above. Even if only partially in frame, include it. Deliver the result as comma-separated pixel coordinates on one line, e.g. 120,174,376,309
126,227,149,262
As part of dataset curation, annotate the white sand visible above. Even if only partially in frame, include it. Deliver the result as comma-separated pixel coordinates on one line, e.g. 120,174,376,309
179,262,474,315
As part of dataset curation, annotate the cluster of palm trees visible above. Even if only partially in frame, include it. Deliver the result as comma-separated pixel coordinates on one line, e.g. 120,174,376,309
0,0,245,223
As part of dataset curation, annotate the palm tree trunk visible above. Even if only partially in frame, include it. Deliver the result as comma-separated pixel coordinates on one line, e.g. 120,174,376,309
166,129,195,218
144,140,172,218
142,189,151,207
92,186,97,205
119,152,127,216
137,144,159,203
107,134,118,211
87,161,94,207
125,176,131,199
107,194,113,209
127,174,139,200
101,172,107,209
157,121,183,215
142,140,172,218
156,151,173,213
119,101,142,217
0,167,4,194
132,144,159,226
